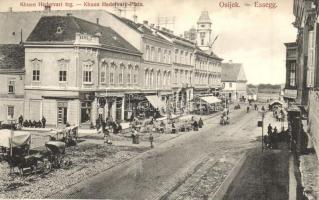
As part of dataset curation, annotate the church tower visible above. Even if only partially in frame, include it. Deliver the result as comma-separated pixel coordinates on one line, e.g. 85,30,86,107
196,11,212,52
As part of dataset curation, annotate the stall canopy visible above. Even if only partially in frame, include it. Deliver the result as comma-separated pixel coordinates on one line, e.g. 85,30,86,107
0,130,31,148
199,96,221,104
145,95,166,109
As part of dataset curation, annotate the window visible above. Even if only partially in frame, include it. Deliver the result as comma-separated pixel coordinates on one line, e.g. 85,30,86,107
158,48,162,62
146,45,150,61
31,59,41,82
119,73,123,84
290,62,296,87
201,24,205,28
168,51,171,63
59,71,67,82
8,80,15,94
83,62,93,83
119,64,124,84
7,106,14,118
134,66,138,84
229,82,232,88
100,63,108,84
163,50,167,63
201,39,204,45
109,64,116,84
33,70,40,81
145,70,149,86
110,72,114,84
200,32,205,38
151,47,155,61
175,49,178,63
180,51,184,64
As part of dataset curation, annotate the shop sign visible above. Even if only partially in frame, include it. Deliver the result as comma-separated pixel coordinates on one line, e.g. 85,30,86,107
284,89,297,99
79,92,95,101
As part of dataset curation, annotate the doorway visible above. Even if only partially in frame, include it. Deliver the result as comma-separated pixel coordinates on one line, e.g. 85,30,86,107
81,101,92,124
57,102,68,126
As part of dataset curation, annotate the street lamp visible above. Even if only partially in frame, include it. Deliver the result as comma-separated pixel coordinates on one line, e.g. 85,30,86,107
258,110,266,152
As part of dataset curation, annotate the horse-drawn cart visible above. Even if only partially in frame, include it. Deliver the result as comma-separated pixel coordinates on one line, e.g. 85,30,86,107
0,129,70,176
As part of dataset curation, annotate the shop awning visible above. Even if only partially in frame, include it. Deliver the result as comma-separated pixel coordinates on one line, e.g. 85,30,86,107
145,95,165,109
0,130,31,148
199,96,221,104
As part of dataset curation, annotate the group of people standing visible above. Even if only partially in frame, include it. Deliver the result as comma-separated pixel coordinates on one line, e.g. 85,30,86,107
18,115,47,128
266,124,287,149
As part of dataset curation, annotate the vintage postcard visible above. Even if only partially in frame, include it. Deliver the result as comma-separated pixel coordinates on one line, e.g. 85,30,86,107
0,0,315,199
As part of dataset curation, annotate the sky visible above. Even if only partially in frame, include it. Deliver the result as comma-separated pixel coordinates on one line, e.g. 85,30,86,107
0,0,297,84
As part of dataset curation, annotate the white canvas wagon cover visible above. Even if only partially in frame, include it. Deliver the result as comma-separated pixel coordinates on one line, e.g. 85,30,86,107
0,129,31,148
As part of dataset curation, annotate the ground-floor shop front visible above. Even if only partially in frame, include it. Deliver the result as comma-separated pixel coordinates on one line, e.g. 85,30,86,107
24,90,170,128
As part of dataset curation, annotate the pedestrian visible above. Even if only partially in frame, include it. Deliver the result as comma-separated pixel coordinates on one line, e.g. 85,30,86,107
149,133,154,148
254,104,257,111
41,116,46,128
267,124,273,136
246,106,250,113
172,122,176,133
18,115,23,126
198,118,204,128
193,120,199,131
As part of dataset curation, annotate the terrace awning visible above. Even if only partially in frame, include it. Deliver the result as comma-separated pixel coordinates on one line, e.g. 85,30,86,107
199,96,221,104
145,95,165,109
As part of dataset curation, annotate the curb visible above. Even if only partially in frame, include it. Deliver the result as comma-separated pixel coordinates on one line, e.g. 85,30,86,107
289,153,297,200
210,152,248,200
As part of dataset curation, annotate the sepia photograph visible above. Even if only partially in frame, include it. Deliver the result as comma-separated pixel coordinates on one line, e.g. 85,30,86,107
0,0,316,199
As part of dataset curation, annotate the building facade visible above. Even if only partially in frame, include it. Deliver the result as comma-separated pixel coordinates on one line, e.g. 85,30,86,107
24,16,142,127
221,62,247,101
0,44,25,123
0,8,223,126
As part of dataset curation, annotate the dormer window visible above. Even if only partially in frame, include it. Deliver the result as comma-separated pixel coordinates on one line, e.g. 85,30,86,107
56,26,63,34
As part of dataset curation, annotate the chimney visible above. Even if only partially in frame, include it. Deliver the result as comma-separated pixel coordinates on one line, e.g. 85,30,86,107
150,24,155,28
66,13,72,17
44,5,51,11
8,7,13,12
156,25,160,30
143,20,148,25
96,18,99,25
229,60,233,63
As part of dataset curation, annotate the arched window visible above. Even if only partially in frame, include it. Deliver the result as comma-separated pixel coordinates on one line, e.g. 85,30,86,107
134,65,139,84
163,71,167,87
150,69,154,86
145,69,149,86
157,70,161,87
119,64,125,84
127,64,133,85
110,63,116,84
100,62,108,84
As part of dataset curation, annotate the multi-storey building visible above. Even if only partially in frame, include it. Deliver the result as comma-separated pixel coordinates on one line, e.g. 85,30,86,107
283,42,298,102
0,44,25,122
24,15,142,127
0,8,223,125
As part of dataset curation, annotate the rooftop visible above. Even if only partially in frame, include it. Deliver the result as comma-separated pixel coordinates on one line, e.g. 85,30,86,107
26,15,140,54
221,63,247,82
0,44,24,72
198,11,211,24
